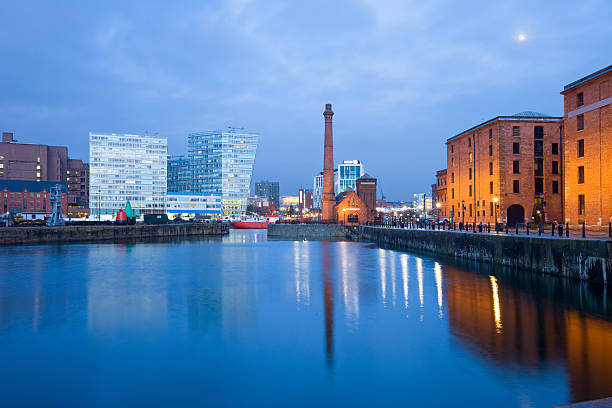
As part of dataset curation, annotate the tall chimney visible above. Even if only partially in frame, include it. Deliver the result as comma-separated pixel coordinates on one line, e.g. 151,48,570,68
321,104,335,223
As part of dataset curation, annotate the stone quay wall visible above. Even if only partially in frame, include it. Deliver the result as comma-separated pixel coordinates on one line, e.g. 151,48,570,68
268,224,360,240
267,224,612,282
0,223,229,246
360,227,612,283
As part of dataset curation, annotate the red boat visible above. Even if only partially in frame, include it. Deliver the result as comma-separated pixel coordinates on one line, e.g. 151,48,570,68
232,207,280,229
233,220,270,229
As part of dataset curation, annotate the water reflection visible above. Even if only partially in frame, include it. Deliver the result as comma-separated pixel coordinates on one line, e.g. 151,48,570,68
1,233,612,406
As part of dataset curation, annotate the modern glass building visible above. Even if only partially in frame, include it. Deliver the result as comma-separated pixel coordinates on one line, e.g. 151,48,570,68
166,193,222,217
188,130,258,215
167,155,191,193
89,132,167,217
336,160,364,194
313,172,323,209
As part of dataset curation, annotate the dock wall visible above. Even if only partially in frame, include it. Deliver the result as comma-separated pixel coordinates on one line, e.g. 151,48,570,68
267,224,612,282
0,223,229,246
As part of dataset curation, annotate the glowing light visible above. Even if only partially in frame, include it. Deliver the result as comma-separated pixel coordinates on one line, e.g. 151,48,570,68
518,33,527,42
490,275,502,333
416,257,424,307
401,254,409,309
434,262,443,317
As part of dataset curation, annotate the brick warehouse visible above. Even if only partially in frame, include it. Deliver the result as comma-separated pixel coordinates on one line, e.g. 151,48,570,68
1,180,68,215
446,112,564,227
561,65,612,227
433,169,447,219
0,132,89,217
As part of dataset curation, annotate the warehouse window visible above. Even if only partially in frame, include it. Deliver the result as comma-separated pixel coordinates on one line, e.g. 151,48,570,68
578,195,585,215
513,180,520,193
578,139,584,157
577,92,584,107
552,180,559,194
577,115,584,131
578,166,584,184
513,160,520,174
513,142,520,154
513,126,519,137
552,161,559,174
552,143,559,155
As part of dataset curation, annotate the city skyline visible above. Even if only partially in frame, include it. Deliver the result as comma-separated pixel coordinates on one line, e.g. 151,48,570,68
1,1,610,200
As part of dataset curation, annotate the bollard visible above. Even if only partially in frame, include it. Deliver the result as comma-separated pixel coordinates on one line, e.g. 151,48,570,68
566,222,569,237
515,224,519,234
582,222,586,238
552,224,555,236
505,224,508,234
526,223,529,235
609,222,611,238
473,222,476,233
538,224,542,236
487,222,490,233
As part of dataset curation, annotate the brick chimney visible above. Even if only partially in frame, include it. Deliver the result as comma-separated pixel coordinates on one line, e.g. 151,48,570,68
2,132,14,143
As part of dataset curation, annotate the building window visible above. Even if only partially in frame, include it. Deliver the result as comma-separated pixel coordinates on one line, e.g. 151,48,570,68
451,188,454,199
489,145,493,156
552,143,559,155
513,180,520,193
513,160,520,174
534,158,543,176
451,145,454,153
577,92,584,107
469,203,472,216
552,161,559,174
469,168,472,180
451,157,455,167
578,194,585,215
534,126,543,139
490,202,493,214
552,180,559,194
534,140,543,157
469,152,473,163
469,185,472,196
489,162,493,175
578,166,584,184
489,181,493,194
489,129,492,139
535,177,543,195
513,126,520,137
513,142,520,154
578,139,584,157
451,172,454,183
468,138,471,147
577,115,584,131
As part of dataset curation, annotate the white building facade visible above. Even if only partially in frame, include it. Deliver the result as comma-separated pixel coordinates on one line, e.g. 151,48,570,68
336,160,364,194
89,132,167,216
188,130,258,215
166,193,222,218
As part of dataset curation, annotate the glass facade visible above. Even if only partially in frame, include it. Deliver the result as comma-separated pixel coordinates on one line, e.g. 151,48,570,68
335,160,364,194
313,173,323,209
167,155,191,193
166,193,222,215
254,181,279,208
188,130,258,215
89,132,167,216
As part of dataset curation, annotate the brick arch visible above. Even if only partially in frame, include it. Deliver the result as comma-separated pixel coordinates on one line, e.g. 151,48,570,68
507,204,525,227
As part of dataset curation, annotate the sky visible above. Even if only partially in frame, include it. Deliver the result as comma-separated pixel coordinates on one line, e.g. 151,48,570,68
1,0,611,200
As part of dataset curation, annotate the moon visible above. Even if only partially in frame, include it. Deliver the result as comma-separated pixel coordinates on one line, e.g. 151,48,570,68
518,33,527,42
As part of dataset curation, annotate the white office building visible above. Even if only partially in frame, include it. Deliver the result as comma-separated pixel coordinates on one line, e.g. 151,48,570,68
166,193,222,218
336,160,364,194
188,129,258,215
89,132,167,217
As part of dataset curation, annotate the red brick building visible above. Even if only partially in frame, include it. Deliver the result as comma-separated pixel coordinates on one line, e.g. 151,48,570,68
561,65,612,226
433,169,447,219
0,132,89,216
332,174,377,225
1,180,68,215
446,112,563,227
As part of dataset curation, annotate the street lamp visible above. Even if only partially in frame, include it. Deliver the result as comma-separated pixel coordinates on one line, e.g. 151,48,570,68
461,200,465,228
493,196,499,231
435,201,441,222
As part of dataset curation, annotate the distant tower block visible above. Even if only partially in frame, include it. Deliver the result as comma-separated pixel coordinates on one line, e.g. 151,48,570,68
321,104,336,223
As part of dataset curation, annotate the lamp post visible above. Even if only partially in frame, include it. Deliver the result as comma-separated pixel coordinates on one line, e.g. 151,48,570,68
493,196,499,232
435,201,441,222
461,200,465,228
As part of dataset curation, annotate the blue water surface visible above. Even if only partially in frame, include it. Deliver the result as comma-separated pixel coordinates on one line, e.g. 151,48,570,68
1,229,611,407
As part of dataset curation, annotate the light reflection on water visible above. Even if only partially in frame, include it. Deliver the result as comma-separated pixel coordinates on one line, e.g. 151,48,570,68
0,229,611,407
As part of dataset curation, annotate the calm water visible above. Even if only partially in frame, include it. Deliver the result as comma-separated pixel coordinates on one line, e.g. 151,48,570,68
1,230,611,407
